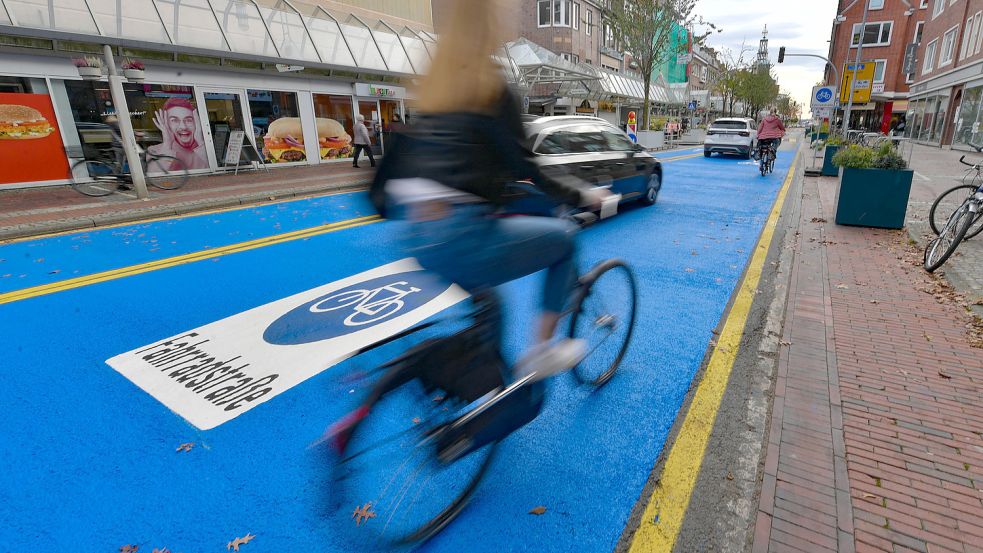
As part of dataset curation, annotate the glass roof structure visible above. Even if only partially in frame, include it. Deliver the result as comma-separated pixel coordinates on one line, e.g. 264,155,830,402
0,0,438,76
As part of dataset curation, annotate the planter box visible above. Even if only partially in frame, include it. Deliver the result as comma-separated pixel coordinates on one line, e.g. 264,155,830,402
637,130,664,149
77,66,102,80
123,69,145,81
835,167,914,229
821,145,840,176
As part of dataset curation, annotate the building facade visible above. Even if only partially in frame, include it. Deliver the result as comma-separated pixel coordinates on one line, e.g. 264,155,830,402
0,0,438,189
909,0,983,149
826,0,928,133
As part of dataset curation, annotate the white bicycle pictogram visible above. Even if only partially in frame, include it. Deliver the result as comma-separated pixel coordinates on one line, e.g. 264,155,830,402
310,281,423,327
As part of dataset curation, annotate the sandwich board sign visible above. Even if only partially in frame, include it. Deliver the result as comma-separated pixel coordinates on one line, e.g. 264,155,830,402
626,111,638,143
224,130,245,166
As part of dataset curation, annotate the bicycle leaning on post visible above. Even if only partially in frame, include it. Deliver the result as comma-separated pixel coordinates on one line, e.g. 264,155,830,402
319,204,637,547
68,145,190,197
924,144,983,272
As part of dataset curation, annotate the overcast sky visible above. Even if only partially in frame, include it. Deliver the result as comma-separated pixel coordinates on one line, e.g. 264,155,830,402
693,0,840,117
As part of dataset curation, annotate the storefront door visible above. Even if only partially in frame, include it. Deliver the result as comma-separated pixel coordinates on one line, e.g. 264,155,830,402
357,99,382,156
379,99,402,154
195,88,254,170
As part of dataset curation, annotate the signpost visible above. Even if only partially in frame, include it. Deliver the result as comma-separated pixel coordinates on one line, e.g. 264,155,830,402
626,111,638,143
840,62,875,104
811,85,836,113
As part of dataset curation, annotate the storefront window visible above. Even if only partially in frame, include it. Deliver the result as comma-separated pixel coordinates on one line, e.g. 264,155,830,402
66,81,210,171
920,97,937,142
248,90,306,164
312,94,355,160
0,76,69,186
933,96,949,143
954,86,983,148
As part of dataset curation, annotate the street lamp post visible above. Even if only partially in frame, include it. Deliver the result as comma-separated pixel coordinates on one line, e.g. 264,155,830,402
843,0,872,136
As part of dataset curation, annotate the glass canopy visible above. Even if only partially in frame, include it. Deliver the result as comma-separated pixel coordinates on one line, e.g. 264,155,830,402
0,0,433,75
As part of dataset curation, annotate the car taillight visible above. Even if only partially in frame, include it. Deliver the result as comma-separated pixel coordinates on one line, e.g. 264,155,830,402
739,131,750,137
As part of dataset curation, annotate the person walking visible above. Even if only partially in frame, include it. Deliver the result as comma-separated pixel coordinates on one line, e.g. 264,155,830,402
352,114,375,168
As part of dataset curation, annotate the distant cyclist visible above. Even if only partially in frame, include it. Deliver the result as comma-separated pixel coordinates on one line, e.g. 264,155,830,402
756,108,786,160
371,0,609,386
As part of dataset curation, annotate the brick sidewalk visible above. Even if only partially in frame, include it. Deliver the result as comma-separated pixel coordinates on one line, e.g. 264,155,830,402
0,163,373,241
753,173,983,553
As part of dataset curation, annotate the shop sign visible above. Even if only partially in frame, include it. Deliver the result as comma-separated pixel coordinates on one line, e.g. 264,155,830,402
354,83,406,99
106,259,467,430
872,83,885,94
0,92,70,185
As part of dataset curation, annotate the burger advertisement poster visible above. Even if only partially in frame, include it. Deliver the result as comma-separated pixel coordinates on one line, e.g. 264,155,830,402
0,93,70,186
261,117,353,163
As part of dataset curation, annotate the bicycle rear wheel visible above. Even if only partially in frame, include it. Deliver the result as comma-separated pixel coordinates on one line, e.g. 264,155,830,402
929,184,983,239
925,203,975,272
568,259,637,387
70,160,119,197
144,155,189,190
331,370,498,547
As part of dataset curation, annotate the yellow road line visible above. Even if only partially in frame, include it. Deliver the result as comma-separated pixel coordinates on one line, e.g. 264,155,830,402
0,186,366,245
0,215,380,306
660,153,703,162
628,152,800,552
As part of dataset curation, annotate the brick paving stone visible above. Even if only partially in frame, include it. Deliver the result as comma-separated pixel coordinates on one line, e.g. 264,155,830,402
753,166,983,553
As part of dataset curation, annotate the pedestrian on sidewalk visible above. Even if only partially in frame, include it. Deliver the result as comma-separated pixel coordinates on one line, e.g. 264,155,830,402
352,114,375,168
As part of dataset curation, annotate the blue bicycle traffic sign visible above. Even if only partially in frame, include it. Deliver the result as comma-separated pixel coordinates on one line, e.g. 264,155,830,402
811,85,836,111
815,88,833,103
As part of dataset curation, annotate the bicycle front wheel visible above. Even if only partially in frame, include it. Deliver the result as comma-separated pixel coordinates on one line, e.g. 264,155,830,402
930,184,983,239
332,376,497,547
144,155,189,190
568,259,637,387
70,160,119,197
925,203,975,272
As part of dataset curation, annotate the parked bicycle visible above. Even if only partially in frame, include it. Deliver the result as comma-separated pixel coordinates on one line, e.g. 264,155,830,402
322,214,637,546
924,144,983,272
69,147,189,197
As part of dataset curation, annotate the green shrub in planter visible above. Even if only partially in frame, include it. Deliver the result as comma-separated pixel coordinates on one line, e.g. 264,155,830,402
831,142,913,229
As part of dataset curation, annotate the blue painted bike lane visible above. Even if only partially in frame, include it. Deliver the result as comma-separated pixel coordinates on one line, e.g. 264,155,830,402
0,151,794,552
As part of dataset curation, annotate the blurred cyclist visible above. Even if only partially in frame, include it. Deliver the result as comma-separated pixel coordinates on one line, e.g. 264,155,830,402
371,0,609,382
756,108,786,160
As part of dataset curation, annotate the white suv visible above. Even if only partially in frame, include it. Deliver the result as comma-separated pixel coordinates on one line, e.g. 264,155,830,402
704,118,758,159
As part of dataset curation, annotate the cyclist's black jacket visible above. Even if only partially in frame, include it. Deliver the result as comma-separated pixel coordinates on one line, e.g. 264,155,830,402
370,91,586,218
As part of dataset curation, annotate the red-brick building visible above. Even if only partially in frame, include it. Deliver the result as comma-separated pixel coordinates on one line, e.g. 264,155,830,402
826,0,928,133
908,0,983,149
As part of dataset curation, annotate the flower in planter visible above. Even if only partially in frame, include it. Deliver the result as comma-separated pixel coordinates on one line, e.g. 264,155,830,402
72,56,103,68
121,59,145,71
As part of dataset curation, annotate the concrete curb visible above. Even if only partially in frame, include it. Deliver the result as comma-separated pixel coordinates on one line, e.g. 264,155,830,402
0,180,370,242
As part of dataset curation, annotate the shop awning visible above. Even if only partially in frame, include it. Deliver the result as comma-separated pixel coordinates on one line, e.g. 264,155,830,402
0,0,436,76
504,37,599,101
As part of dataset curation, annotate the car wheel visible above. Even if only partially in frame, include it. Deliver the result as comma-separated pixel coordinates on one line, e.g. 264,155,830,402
744,148,752,160
704,150,712,158
640,172,661,206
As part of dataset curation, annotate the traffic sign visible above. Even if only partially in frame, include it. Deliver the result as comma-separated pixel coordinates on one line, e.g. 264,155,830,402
840,62,875,104
626,111,638,143
688,101,697,110
811,86,836,111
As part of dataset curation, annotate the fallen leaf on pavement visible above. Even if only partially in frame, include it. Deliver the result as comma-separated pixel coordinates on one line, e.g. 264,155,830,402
726,471,734,480
152,549,170,553
810,217,827,223
862,493,877,500
176,442,194,453
529,506,547,515
412,417,421,424
685,268,695,273
939,371,952,380
779,341,791,347
227,533,256,551
835,284,849,290
120,546,138,553
923,333,932,342
352,504,376,526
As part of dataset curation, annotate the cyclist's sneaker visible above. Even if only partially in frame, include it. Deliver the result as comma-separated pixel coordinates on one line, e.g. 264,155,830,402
513,339,587,382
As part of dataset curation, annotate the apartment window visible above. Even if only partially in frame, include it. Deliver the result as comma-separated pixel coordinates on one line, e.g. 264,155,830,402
851,21,893,47
538,0,551,26
873,59,887,83
586,8,592,35
940,25,959,66
603,22,616,48
560,53,580,63
914,21,925,45
553,0,571,27
973,12,983,56
923,38,938,73
869,0,885,8
920,0,928,6
962,15,976,60
573,2,580,30
933,0,944,19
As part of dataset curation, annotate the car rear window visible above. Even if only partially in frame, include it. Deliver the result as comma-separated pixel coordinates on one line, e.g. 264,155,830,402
711,121,748,130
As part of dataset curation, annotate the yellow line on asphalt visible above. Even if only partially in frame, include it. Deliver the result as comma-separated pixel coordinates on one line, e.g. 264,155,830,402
0,215,380,306
628,152,800,552
660,153,703,162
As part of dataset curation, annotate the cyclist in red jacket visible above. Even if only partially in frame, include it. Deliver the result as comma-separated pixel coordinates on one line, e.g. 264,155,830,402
756,109,787,160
